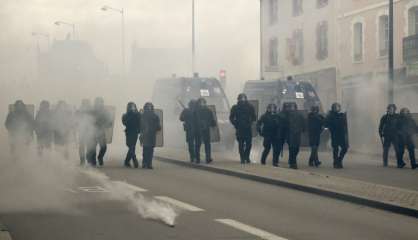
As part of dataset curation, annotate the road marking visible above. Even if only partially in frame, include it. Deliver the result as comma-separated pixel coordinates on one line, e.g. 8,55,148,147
215,219,288,240
79,186,109,193
112,181,148,192
63,188,77,193
154,196,204,212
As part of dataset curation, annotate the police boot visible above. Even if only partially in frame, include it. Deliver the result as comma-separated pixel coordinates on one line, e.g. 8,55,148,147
133,158,139,169
124,159,132,168
289,164,298,170
315,160,322,167
308,159,314,167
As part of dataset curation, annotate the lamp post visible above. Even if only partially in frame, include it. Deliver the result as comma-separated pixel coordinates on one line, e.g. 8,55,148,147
54,21,76,39
388,0,394,104
31,32,50,48
31,32,50,80
101,5,126,78
192,0,196,76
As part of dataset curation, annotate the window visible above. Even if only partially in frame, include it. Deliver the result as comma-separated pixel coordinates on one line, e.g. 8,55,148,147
408,6,418,35
269,37,279,66
292,0,303,17
353,22,363,62
378,15,389,57
317,0,328,8
287,29,304,65
269,0,278,24
316,21,328,60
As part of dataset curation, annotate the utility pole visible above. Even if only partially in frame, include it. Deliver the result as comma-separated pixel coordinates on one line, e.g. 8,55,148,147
101,5,126,79
260,0,264,80
192,0,196,76
388,0,394,104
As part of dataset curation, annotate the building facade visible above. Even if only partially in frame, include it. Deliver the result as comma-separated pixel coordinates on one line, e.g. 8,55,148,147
260,0,338,109
338,0,418,150
260,0,418,151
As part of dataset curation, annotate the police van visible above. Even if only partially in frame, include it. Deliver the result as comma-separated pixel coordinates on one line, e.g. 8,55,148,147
243,78,330,148
152,75,235,150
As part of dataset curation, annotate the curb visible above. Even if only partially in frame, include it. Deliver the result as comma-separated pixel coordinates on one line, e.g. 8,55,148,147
0,223,12,240
156,156,418,219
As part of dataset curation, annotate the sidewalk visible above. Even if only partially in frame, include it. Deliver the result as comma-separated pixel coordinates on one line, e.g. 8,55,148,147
155,148,418,218
0,223,12,240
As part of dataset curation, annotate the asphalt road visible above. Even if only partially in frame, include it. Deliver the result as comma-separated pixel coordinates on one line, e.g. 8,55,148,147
1,158,418,240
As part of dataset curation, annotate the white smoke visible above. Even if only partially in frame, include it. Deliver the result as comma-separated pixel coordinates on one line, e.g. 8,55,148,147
80,168,179,226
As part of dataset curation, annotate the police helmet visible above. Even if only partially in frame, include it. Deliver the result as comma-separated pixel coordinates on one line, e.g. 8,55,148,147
237,93,248,102
400,107,410,115
144,102,154,111
331,103,341,112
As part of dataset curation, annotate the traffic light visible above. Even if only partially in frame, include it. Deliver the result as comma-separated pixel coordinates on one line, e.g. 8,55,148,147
219,69,226,88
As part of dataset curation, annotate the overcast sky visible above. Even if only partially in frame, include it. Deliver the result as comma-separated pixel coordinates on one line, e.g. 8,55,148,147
0,0,260,95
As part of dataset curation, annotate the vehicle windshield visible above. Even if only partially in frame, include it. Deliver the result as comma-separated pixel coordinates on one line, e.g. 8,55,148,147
182,79,230,114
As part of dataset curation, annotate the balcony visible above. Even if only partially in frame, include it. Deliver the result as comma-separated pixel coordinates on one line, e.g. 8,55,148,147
403,34,418,64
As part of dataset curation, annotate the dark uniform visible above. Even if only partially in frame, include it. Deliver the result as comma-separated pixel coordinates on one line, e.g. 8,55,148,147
122,102,141,168
307,106,324,167
180,100,198,162
75,99,94,165
230,94,257,164
283,103,305,169
5,100,34,156
325,103,349,169
195,98,216,164
378,104,400,167
52,101,74,159
257,104,281,166
35,100,53,156
397,108,417,169
140,102,161,169
89,97,112,166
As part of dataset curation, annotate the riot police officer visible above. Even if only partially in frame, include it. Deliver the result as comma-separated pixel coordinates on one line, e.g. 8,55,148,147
283,102,305,169
180,99,198,163
195,98,216,164
397,107,417,169
230,93,257,164
35,100,53,156
307,105,324,167
5,100,35,156
75,99,94,165
325,103,349,169
122,102,141,168
378,104,400,167
89,97,112,166
52,100,73,160
140,102,161,169
257,103,280,166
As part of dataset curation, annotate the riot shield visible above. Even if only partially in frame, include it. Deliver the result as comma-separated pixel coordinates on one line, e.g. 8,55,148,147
248,100,259,137
104,106,116,144
410,113,418,146
343,112,349,147
155,109,164,147
9,104,35,119
208,105,221,143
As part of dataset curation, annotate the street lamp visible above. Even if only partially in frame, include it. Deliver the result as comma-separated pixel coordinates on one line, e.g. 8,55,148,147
54,21,76,40
31,32,50,48
101,5,126,78
31,32,50,80
192,0,196,76
388,0,394,104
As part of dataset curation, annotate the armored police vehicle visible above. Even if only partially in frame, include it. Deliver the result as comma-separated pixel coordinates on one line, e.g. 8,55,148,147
152,75,235,150
243,78,330,148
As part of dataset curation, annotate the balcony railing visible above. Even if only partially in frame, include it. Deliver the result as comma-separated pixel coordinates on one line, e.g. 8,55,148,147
403,34,418,64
